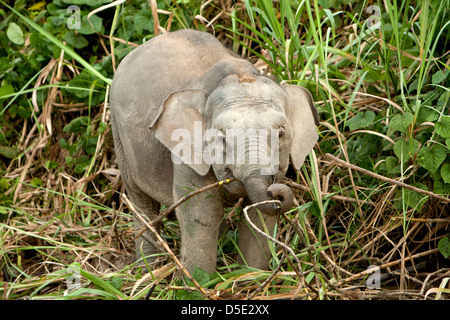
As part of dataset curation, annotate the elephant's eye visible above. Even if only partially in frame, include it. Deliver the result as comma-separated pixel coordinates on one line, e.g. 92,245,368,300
217,133,227,150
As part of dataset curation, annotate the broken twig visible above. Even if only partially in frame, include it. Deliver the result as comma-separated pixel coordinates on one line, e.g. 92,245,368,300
326,153,450,204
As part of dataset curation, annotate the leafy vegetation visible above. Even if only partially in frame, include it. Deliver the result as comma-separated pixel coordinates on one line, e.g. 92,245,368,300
0,0,449,300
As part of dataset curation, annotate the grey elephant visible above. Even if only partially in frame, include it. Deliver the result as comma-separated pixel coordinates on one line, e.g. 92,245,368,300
110,29,319,274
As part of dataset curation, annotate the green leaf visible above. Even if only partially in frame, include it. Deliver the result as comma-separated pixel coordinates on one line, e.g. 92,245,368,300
0,206,8,216
2,1,112,85
441,163,450,184
435,116,450,138
109,277,123,290
417,107,439,124
79,14,103,35
134,10,152,36
65,155,74,167
0,83,15,104
31,177,43,187
432,70,449,84
0,145,20,159
0,179,11,193
386,156,401,174
85,135,99,154
74,155,90,174
362,66,380,83
44,160,59,170
63,116,90,133
190,266,210,286
417,144,447,173
7,22,24,45
77,267,126,299
393,138,419,162
59,138,67,149
390,112,414,134
433,179,450,195
403,183,428,210
438,235,450,259
347,110,375,130
98,122,106,133
64,31,89,49
17,105,31,119
177,267,210,300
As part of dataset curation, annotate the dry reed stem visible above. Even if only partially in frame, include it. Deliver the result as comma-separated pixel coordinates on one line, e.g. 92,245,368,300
12,135,49,203
151,178,235,225
149,0,160,35
242,200,294,259
301,212,355,278
100,34,139,47
32,59,56,113
285,179,377,206
337,248,440,286
240,200,323,295
41,45,64,136
390,217,450,223
280,213,322,296
326,153,450,204
246,253,286,300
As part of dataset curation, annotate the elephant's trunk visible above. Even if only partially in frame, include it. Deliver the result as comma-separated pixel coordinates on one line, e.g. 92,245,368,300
267,183,295,212
244,177,294,215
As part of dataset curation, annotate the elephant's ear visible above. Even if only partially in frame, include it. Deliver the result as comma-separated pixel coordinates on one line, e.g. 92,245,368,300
283,85,319,171
150,89,211,176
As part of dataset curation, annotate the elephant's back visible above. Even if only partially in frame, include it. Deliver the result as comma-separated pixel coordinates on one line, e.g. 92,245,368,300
110,29,236,126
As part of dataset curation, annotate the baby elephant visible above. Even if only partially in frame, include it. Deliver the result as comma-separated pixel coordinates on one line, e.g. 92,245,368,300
110,29,319,274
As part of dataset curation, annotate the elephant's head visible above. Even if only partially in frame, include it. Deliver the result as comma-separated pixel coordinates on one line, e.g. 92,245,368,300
150,72,319,215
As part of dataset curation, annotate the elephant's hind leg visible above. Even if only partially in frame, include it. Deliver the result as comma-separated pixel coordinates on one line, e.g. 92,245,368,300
111,115,163,269
127,189,162,269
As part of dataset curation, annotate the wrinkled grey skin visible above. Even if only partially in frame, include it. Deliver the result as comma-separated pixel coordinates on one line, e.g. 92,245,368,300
110,29,319,274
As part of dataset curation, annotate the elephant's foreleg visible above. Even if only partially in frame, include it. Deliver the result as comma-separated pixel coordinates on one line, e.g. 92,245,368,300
176,197,223,274
173,170,223,274
128,191,162,267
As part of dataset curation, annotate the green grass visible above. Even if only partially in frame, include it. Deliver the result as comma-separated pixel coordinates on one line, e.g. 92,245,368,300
0,0,449,300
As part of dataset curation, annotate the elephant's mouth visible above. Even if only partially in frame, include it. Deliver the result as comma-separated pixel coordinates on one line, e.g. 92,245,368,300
224,166,234,179
221,167,246,196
